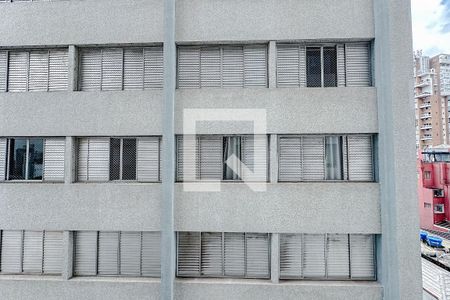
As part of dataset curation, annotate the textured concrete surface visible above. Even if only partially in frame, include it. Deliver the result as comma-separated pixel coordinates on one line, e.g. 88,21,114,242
0,0,164,46
176,0,374,42
0,277,382,300
176,87,378,135
175,182,380,233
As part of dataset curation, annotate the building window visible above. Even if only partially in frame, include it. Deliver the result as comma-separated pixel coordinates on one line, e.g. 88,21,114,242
78,47,163,91
280,234,376,280
424,171,431,179
278,135,374,182
0,138,65,182
0,49,68,92
434,189,444,197
176,135,268,182
177,45,268,88
73,231,160,277
177,232,270,279
277,42,371,88
0,230,63,275
434,204,445,213
424,202,432,208
77,137,160,182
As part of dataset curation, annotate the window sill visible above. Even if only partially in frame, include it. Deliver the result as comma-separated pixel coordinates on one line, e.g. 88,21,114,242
69,276,160,283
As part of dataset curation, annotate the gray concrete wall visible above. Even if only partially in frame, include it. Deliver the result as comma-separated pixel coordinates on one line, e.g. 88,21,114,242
176,0,374,42
0,182,379,234
0,277,382,300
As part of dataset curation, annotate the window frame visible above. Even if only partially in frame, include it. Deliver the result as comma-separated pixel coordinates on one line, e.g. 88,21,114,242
306,45,337,88
109,137,137,182
6,138,44,181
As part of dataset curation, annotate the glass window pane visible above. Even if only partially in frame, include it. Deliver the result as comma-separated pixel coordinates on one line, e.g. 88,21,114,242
306,47,322,87
8,139,27,180
325,136,343,180
110,138,121,180
223,136,241,180
323,47,337,87
122,139,136,180
28,138,43,180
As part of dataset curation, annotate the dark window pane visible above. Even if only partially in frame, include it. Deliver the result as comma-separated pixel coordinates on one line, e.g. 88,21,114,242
306,47,322,87
110,138,121,180
323,47,337,87
28,139,44,180
223,136,241,180
8,139,27,180
325,136,343,180
122,139,136,180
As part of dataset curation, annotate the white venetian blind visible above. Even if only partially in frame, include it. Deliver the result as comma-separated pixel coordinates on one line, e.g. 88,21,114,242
345,43,372,87
177,232,201,277
74,231,98,276
43,138,65,182
98,231,120,275
245,233,270,278
22,231,44,273
0,51,7,92
347,135,374,181
0,231,23,273
224,232,245,277
77,138,110,182
241,135,268,182
201,232,223,276
350,234,376,279
178,45,267,88
137,137,160,182
276,44,306,87
279,234,302,278
79,47,163,91
42,231,63,274
0,138,6,181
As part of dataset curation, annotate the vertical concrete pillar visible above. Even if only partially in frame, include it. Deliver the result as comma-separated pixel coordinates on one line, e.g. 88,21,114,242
270,134,278,183
270,233,280,283
268,41,277,89
373,0,422,299
65,136,75,184
68,45,78,92
62,231,73,280
161,0,176,299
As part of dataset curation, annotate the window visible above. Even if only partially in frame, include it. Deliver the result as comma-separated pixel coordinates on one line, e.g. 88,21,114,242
77,137,160,182
276,42,371,88
424,171,431,179
176,135,268,182
177,45,267,88
73,231,160,277
434,204,445,213
177,232,270,279
0,138,65,182
278,135,374,182
424,202,432,208
0,230,63,275
0,49,68,92
78,47,163,91
280,234,376,280
434,189,444,198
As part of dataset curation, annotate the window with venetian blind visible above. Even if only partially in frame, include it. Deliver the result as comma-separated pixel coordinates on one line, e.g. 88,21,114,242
177,232,270,279
78,47,163,91
0,49,68,92
0,137,65,182
177,45,268,88
176,135,268,182
276,42,372,88
280,233,376,280
278,135,375,182
73,231,160,277
0,230,63,275
77,137,161,182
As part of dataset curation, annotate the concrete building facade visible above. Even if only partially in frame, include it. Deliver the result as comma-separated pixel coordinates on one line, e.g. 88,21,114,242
0,0,421,299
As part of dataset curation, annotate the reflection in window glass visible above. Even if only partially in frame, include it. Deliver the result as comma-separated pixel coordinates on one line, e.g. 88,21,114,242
28,139,43,180
323,47,337,87
110,138,121,180
223,136,241,180
306,47,321,87
122,139,136,180
8,139,27,180
325,136,343,180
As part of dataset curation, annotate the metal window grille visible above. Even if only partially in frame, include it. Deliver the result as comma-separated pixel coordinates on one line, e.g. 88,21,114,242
176,135,268,182
110,138,137,181
73,231,160,277
276,42,371,88
78,47,163,91
278,135,374,182
177,45,268,88
0,230,63,275
279,233,376,280
1,49,68,92
176,231,270,279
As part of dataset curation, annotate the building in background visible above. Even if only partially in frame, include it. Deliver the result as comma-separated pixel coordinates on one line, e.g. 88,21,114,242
415,52,450,150
0,0,420,299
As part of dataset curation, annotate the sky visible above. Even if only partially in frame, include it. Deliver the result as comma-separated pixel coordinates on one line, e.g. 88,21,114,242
411,0,450,56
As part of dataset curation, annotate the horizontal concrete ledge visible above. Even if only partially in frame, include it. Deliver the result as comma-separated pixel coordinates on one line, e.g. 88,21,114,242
176,87,378,134
0,277,382,300
175,182,381,233
0,90,163,136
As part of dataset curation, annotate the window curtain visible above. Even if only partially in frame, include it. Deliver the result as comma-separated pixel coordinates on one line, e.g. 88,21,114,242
223,136,241,180
325,136,343,180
